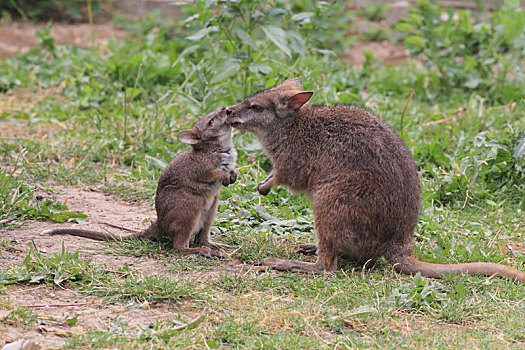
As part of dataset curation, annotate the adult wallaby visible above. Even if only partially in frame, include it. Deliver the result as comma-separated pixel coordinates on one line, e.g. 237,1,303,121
43,107,237,258
226,79,524,282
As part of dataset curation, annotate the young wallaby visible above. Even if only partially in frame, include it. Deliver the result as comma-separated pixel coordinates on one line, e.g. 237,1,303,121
226,79,525,282
43,107,237,258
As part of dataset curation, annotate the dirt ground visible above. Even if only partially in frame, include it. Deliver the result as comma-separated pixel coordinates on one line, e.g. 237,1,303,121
0,22,128,58
0,15,408,65
0,187,162,347
0,186,244,348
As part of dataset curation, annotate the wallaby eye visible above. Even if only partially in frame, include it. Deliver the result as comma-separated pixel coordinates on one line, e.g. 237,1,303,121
251,105,263,112
208,118,214,125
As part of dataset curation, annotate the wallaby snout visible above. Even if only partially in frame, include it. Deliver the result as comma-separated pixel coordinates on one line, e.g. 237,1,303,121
225,102,246,127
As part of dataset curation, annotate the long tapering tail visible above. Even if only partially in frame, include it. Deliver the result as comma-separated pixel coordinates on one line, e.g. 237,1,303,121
42,224,157,241
42,228,127,241
391,254,525,283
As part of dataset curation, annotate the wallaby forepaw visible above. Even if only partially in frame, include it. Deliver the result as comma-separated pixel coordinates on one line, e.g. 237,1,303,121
229,170,238,185
257,182,271,196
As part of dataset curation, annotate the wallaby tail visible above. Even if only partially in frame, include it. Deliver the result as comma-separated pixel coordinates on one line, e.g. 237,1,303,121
390,254,525,283
42,226,156,242
42,228,128,241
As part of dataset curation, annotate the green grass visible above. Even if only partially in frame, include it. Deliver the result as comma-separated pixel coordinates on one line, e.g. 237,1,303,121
1,0,525,348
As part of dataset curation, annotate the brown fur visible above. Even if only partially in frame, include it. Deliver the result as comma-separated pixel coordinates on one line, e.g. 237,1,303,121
226,79,524,282
43,108,237,258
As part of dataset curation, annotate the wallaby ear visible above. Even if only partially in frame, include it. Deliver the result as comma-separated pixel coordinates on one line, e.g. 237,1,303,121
279,79,303,90
177,129,200,145
287,91,313,110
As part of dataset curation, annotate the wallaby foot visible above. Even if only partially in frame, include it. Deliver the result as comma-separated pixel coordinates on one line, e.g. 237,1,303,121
296,243,317,255
202,241,234,251
173,246,225,259
229,170,238,185
257,257,335,273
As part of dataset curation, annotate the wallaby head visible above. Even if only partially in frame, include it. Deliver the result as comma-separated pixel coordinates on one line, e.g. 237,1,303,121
178,107,231,147
226,79,313,133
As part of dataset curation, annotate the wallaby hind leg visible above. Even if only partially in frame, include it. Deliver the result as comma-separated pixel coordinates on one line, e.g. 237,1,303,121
174,246,225,259
258,245,337,273
258,254,337,273
259,216,338,273
172,221,225,259
193,194,233,251
167,203,225,259
133,220,161,240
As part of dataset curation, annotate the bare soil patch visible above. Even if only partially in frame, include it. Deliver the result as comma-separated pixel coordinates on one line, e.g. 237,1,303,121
1,284,190,348
344,41,410,66
0,186,158,271
0,21,128,57
0,186,241,348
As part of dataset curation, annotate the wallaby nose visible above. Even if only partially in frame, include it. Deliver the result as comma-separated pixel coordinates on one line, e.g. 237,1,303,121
226,108,233,115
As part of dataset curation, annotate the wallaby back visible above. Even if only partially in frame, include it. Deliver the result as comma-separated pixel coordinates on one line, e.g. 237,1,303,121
226,79,524,282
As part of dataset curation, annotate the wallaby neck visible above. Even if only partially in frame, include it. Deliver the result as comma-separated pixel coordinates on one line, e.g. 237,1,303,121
192,141,223,152
220,132,234,153
258,108,309,156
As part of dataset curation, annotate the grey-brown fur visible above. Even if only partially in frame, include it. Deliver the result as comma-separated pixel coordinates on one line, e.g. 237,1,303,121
43,107,237,258
226,79,525,282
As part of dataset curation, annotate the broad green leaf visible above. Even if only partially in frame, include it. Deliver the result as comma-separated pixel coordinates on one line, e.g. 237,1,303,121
513,133,525,160
413,272,422,286
464,55,477,72
463,76,483,89
288,31,305,56
172,45,200,67
291,12,313,24
40,204,51,218
404,35,425,51
261,25,291,57
186,26,219,41
407,13,423,26
66,314,78,325
457,10,472,32
125,87,142,100
395,22,413,33
249,63,272,75
210,62,240,84
233,27,255,47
